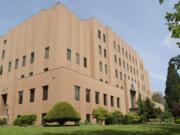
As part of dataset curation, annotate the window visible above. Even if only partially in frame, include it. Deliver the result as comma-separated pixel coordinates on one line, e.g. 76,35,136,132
130,66,132,73
114,55,117,63
21,74,25,78
98,45,102,55
2,50,5,59
75,85,80,101
44,68,49,72
30,52,35,63
129,53,131,61
42,85,48,101
4,40,7,44
18,91,23,104
67,48,71,61
95,92,99,104
120,72,123,80
8,62,12,72
122,48,124,55
103,34,106,43
98,30,101,39
84,57,87,68
111,96,114,107
41,113,47,125
22,56,26,67
104,49,107,58
76,53,80,64
113,41,116,49
117,97,120,108
118,45,120,52
103,94,107,106
29,72,33,76
105,64,108,74
86,114,91,123
86,89,91,103
123,61,125,68
99,61,102,72
15,59,19,69
30,88,35,103
115,69,118,78
0,66,3,75
44,47,49,59
127,63,129,71
119,58,121,66
126,51,128,58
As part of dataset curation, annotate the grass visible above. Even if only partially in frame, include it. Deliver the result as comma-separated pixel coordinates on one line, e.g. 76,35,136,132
0,124,179,135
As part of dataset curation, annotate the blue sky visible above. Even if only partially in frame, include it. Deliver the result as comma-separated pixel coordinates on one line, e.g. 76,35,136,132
0,0,179,94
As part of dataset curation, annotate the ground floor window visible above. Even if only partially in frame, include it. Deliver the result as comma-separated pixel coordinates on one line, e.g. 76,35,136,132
86,114,91,123
41,113,47,125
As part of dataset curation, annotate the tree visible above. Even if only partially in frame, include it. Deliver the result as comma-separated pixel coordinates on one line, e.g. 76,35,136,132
44,102,81,125
143,98,156,120
165,55,180,114
92,107,108,124
160,0,180,48
152,92,165,105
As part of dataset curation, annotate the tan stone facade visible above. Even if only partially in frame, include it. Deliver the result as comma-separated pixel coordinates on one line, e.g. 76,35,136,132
0,3,151,125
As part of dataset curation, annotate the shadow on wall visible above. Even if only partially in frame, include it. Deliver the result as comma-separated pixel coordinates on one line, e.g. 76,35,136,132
35,125,180,135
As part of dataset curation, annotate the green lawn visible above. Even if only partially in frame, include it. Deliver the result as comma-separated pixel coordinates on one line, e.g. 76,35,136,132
0,124,179,135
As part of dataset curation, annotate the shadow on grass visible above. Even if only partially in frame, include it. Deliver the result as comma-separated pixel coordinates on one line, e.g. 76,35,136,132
36,125,180,135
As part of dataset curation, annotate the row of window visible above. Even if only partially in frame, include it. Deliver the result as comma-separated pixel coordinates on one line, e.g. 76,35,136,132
113,41,138,65
18,85,48,104
67,48,87,68
98,30,106,43
74,85,120,108
98,45,107,58
114,55,138,76
0,47,49,75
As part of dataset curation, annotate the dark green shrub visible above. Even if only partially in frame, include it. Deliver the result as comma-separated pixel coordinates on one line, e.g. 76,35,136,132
174,117,180,124
0,116,7,126
44,102,80,125
123,112,141,124
13,114,36,126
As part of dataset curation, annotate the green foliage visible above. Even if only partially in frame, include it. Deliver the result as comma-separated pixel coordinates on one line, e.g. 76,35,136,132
0,116,7,126
165,55,180,115
105,111,124,125
92,107,108,124
13,114,36,126
122,112,141,124
160,0,180,48
44,102,80,125
174,117,180,124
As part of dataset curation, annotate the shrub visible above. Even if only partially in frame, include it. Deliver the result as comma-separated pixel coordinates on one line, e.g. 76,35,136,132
92,107,108,125
44,102,80,125
123,112,141,124
105,111,124,125
0,116,7,126
174,117,180,124
13,114,36,126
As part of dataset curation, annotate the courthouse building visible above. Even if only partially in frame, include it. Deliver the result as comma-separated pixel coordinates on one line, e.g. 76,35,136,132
0,3,151,125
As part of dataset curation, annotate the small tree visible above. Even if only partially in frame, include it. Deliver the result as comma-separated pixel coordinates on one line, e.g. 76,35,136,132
92,107,108,124
111,110,124,124
44,102,80,125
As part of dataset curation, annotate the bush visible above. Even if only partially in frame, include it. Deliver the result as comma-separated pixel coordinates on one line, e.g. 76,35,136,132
44,102,80,125
92,107,108,125
105,111,124,125
123,112,141,124
13,114,36,126
0,116,7,126
174,117,180,124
